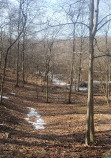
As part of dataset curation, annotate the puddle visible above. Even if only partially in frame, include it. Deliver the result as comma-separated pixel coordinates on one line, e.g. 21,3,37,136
25,107,46,130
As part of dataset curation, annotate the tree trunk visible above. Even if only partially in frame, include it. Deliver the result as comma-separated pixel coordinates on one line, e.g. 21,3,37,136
0,28,3,69
106,66,109,106
46,74,48,103
0,77,4,104
77,37,82,92
0,50,9,104
68,25,75,103
68,61,74,103
86,35,94,144
105,32,110,106
15,0,22,87
86,0,99,145
15,39,20,87
77,53,82,92
36,74,39,99
45,57,50,103
22,33,25,87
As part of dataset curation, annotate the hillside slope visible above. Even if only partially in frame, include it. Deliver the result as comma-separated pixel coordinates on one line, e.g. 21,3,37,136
0,70,111,158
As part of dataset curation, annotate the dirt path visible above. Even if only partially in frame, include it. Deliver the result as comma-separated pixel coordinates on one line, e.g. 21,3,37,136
0,72,111,158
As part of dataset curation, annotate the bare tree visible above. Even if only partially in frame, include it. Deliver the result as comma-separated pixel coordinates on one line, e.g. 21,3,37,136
0,1,27,103
61,1,83,103
15,0,23,87
85,0,100,145
45,39,54,103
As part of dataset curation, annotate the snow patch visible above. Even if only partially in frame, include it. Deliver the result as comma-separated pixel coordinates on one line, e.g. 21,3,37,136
25,107,46,130
68,86,88,92
53,78,66,86
79,87,88,91
10,92,16,95
0,95,9,99
52,76,87,91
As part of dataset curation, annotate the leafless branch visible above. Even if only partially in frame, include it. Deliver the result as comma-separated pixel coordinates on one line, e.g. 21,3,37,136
97,19,111,32
94,54,111,59
98,13,111,26
48,22,90,29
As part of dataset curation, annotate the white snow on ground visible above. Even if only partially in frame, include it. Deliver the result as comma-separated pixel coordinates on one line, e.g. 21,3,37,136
85,80,111,84
25,107,46,130
53,77,67,86
71,86,88,91
52,76,88,91
0,95,9,99
10,92,16,95
79,87,88,91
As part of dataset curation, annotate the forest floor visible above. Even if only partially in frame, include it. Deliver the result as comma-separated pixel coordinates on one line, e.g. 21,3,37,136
0,69,111,158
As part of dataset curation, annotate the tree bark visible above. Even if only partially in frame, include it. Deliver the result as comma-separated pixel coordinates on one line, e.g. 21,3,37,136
105,31,110,106
15,0,22,87
46,74,49,103
0,28,3,69
68,57,74,103
15,38,20,87
22,32,25,87
68,25,75,103
86,0,100,145
77,37,82,92
86,34,94,144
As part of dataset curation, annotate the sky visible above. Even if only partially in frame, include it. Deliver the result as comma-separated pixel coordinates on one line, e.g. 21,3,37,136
2,0,111,39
